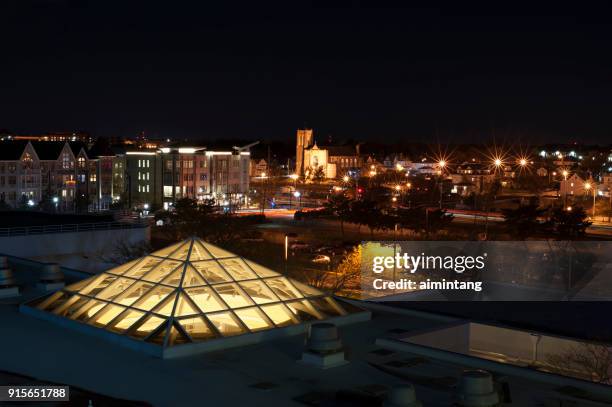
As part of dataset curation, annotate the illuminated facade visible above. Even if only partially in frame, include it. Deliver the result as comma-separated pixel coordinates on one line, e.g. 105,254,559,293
159,146,250,209
295,129,361,179
0,140,114,210
24,237,365,357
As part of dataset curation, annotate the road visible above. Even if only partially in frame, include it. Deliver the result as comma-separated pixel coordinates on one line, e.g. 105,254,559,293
238,208,612,237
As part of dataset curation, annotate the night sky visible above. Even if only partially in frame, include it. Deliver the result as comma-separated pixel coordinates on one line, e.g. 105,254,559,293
1,1,612,145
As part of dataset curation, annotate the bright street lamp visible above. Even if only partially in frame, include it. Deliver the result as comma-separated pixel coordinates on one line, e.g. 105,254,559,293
342,175,350,182
585,182,596,217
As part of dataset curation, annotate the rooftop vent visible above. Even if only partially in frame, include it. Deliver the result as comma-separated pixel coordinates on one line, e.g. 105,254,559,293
455,370,499,407
383,384,422,407
0,256,19,298
300,322,347,369
37,263,65,291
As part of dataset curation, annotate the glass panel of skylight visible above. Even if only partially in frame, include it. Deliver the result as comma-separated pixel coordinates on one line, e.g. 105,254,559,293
206,311,246,336
89,303,126,327
285,299,324,321
191,260,232,284
238,280,278,304
152,292,179,316
201,243,235,259
235,307,273,332
123,256,163,278
184,286,226,312
244,260,279,278
172,293,201,317
263,277,303,301
178,316,217,340
260,303,298,327
95,277,138,301
141,259,183,283
218,258,257,281
190,241,213,261
212,283,253,308
129,315,165,339
132,285,175,311
107,309,146,333
113,280,155,307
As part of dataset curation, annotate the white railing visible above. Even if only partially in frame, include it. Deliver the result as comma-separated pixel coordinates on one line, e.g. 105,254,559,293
0,221,148,237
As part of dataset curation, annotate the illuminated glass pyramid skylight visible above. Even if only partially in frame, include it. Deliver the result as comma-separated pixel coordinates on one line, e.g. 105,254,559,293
31,237,353,349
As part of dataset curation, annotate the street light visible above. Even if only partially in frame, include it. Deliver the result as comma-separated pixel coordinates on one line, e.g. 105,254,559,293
585,181,596,218
562,170,569,180
342,175,350,183
288,174,299,209
259,172,269,214
293,191,301,208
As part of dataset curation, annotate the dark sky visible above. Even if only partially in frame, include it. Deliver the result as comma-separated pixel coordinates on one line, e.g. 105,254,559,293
1,1,612,145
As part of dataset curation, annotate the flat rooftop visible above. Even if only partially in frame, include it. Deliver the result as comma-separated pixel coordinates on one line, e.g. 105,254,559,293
2,256,611,406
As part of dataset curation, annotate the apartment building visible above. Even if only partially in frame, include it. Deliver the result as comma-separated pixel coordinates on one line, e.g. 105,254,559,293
0,140,254,211
158,145,251,209
0,141,115,211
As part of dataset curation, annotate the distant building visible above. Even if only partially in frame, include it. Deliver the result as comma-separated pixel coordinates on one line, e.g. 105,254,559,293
249,159,268,177
121,149,162,210
0,140,116,210
10,131,93,144
295,129,361,179
295,128,313,176
450,162,496,194
560,173,587,197
158,144,251,209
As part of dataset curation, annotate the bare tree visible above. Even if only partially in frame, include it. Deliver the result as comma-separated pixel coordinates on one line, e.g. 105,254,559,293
97,238,152,265
297,246,361,294
546,342,611,384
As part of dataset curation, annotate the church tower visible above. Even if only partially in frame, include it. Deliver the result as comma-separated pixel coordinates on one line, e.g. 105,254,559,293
296,128,314,176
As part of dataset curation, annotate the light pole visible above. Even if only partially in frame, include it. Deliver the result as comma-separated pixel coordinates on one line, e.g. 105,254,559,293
284,234,289,274
438,160,446,209
260,172,268,215
561,170,569,207
293,191,301,209
585,181,596,218
289,173,299,209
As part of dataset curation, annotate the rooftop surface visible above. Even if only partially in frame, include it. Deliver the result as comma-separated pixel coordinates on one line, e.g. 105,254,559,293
2,256,611,406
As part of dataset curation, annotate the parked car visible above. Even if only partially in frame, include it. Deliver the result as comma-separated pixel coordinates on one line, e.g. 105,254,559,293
290,240,310,251
311,254,331,264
